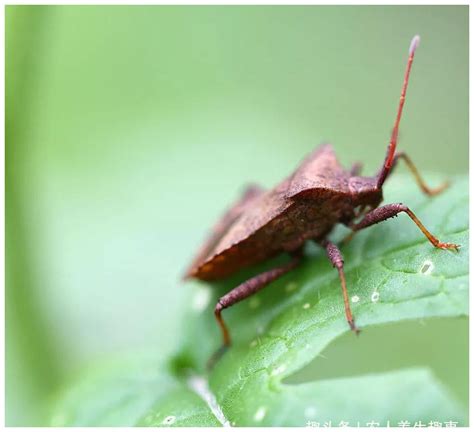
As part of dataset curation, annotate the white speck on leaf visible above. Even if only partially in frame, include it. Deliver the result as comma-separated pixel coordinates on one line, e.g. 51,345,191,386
254,406,267,422
371,291,380,303
303,302,311,309
271,364,286,376
351,295,360,303
162,416,176,425
420,259,434,275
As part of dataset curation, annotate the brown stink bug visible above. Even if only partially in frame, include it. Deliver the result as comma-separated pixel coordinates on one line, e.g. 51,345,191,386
184,35,459,367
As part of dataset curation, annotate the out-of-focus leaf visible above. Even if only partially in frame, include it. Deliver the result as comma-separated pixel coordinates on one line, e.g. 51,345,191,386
49,354,220,427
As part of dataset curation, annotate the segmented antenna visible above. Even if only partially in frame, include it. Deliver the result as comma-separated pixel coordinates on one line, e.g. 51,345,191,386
377,35,420,188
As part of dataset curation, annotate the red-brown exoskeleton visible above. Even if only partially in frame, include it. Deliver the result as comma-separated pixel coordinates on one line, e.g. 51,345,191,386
184,36,459,367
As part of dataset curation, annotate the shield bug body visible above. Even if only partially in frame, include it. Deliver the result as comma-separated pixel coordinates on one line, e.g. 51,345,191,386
184,36,459,366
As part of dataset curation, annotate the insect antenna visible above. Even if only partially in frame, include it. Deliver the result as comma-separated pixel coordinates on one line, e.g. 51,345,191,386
377,35,420,188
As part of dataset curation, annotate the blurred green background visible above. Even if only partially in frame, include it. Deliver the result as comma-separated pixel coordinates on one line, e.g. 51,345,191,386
6,5,468,426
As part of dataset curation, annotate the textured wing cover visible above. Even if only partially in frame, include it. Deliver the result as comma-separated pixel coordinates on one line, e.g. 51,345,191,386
187,144,351,280
184,184,264,278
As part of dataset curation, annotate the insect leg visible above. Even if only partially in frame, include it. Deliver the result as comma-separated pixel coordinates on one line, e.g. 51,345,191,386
350,203,460,251
320,240,360,334
208,253,301,369
388,152,449,196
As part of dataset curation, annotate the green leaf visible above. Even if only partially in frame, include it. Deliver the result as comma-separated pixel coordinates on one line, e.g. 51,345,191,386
49,354,220,427
49,175,468,426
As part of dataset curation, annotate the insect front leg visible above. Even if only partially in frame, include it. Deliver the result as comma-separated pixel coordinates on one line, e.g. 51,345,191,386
319,239,360,334
388,152,449,196
208,253,302,369
349,203,460,251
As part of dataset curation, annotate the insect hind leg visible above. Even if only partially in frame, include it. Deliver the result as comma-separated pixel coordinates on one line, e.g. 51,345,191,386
208,253,301,369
